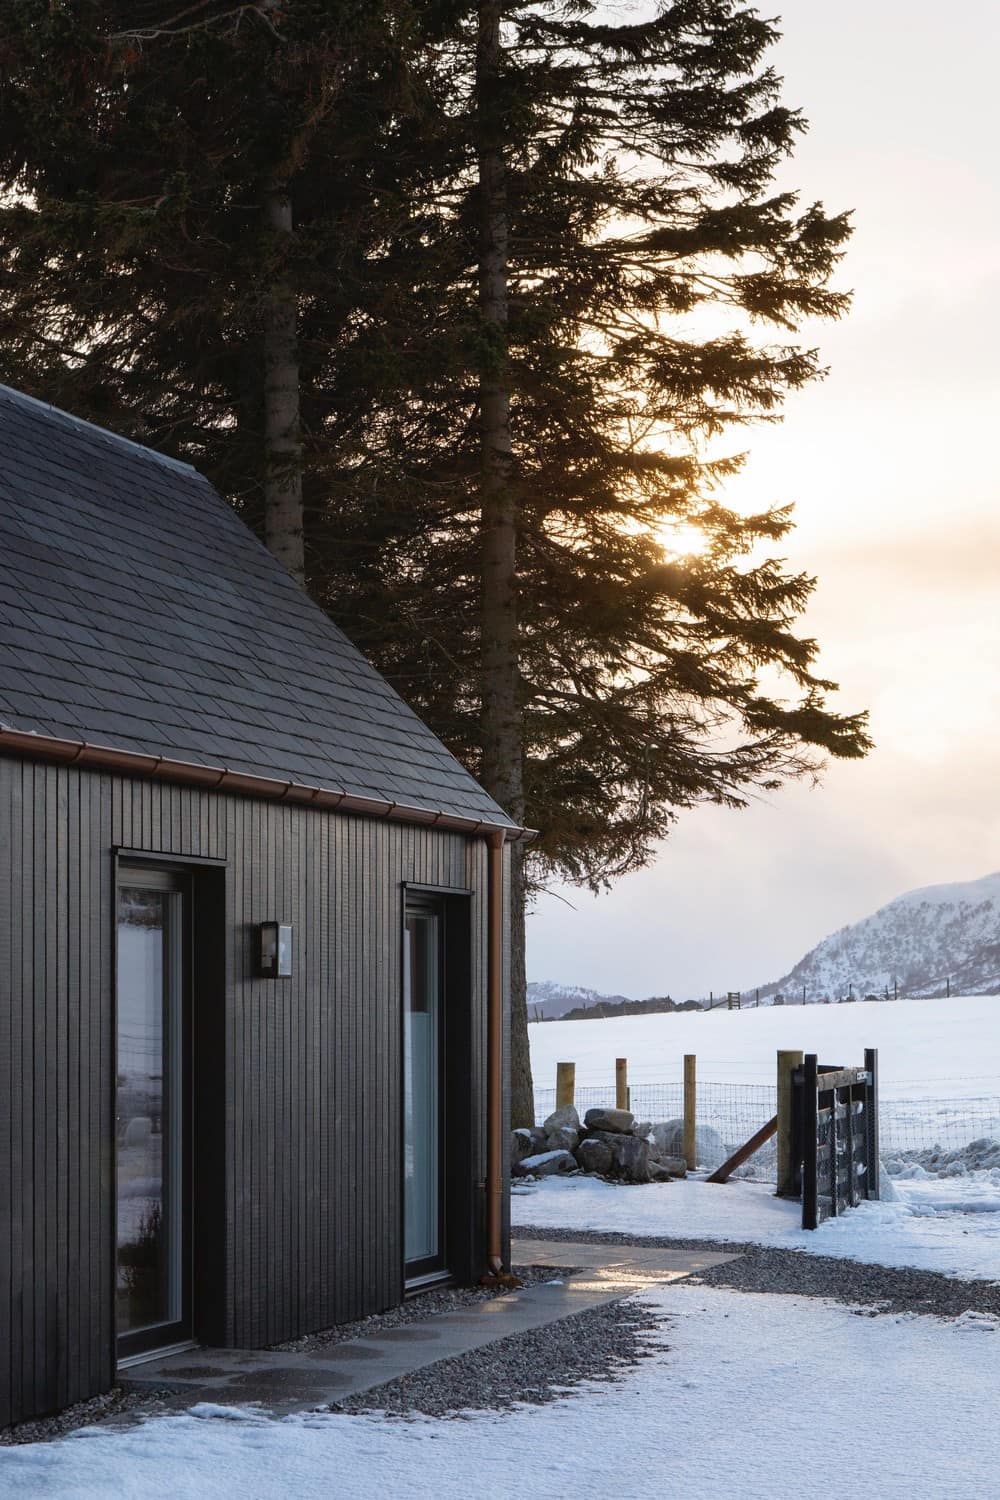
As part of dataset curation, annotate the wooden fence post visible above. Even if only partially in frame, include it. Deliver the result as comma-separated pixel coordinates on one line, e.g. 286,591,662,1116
615,1058,628,1111
776,1049,804,1197
683,1054,697,1171
556,1061,576,1111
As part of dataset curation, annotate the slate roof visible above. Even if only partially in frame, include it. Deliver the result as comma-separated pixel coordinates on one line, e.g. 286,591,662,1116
0,384,516,828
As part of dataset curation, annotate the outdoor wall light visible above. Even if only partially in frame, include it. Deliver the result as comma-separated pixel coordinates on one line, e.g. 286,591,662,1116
259,921,293,978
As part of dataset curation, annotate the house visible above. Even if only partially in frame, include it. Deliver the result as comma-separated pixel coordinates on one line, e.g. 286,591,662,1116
0,384,527,1429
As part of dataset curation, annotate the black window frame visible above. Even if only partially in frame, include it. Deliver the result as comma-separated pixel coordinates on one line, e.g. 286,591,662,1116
113,863,194,1363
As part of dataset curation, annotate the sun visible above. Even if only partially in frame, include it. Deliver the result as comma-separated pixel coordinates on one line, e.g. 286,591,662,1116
662,521,709,558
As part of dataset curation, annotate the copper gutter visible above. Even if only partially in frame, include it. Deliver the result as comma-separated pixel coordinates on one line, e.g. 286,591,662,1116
0,727,536,844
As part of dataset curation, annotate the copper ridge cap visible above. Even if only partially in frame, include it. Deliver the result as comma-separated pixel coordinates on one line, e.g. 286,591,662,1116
0,726,537,844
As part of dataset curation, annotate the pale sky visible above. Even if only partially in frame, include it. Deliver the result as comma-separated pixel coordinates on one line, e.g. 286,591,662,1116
527,1,1000,998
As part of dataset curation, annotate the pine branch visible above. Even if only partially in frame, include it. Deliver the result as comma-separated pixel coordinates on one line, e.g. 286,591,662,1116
108,3,284,44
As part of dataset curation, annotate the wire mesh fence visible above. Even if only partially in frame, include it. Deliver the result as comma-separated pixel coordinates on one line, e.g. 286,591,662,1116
533,1084,1000,1182
534,1082,779,1180
880,1098,1000,1176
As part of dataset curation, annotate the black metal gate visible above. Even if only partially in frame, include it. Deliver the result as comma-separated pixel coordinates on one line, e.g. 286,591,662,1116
795,1049,879,1230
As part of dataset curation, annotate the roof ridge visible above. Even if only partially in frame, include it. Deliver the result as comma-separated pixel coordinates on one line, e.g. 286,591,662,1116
0,383,200,478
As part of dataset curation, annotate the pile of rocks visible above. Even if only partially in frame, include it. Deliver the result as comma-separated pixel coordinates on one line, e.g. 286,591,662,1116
511,1105,690,1185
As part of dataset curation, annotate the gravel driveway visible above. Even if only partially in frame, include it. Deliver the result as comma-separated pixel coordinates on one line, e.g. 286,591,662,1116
516,1227,1000,1320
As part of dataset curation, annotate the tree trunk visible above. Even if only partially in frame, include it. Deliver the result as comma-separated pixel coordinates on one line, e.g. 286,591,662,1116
261,177,305,584
476,2,533,1129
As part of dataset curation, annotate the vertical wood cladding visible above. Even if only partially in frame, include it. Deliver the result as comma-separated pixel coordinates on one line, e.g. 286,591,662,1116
0,756,494,1427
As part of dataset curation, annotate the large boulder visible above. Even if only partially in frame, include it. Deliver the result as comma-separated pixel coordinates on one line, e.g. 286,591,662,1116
575,1136,614,1175
542,1104,582,1136
583,1106,635,1136
606,1134,650,1184
547,1125,580,1153
584,1129,650,1183
513,1149,577,1178
649,1119,725,1171
581,1128,620,1152
511,1128,537,1166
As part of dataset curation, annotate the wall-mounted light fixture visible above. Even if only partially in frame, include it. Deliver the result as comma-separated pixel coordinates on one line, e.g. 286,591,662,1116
259,922,293,978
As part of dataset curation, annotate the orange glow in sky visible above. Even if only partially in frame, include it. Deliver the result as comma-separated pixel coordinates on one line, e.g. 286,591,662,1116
529,0,1000,997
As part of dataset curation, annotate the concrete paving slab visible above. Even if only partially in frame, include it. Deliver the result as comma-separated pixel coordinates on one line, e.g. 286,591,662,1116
511,1235,739,1276
120,1237,741,1417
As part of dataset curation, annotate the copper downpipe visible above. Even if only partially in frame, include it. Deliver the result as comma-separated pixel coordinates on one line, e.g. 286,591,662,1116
485,828,506,1275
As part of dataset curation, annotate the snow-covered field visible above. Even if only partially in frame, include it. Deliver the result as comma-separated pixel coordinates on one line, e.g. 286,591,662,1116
529,993,1000,1097
4,1283,998,1500
528,994,1000,1259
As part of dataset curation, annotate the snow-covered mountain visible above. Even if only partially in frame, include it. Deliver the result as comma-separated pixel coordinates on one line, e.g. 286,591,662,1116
755,871,1000,1002
526,980,633,1020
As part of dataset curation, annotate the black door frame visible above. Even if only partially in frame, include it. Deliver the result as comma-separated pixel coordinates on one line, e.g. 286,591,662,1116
112,850,229,1366
402,892,448,1285
400,885,476,1293
113,863,193,1362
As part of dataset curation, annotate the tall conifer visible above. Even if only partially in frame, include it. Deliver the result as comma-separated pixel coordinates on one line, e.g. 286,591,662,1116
311,2,872,1121
0,1,871,1127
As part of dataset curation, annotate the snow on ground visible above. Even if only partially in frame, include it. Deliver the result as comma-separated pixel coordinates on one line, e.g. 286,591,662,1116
3,1285,998,1500
890,1173,1000,1216
528,993,1000,1255
512,1176,1000,1281
530,993,1000,1098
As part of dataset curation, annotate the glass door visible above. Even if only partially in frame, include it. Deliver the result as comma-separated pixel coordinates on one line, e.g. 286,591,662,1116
403,902,445,1281
116,869,190,1360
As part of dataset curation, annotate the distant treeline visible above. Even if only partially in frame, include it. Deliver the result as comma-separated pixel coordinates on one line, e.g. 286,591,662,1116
560,996,704,1021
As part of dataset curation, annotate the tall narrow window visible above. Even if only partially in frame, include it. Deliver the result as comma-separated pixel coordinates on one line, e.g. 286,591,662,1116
403,902,445,1280
116,870,190,1359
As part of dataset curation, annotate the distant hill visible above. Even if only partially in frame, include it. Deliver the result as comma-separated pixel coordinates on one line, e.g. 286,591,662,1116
754,870,1000,1002
526,980,633,1020
526,980,700,1021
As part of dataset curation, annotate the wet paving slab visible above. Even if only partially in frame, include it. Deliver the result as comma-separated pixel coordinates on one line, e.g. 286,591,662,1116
119,1239,740,1417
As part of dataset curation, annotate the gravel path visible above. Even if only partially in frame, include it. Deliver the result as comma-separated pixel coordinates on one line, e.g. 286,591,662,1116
333,1228,1000,1420
0,1387,182,1448
515,1227,1000,1319
329,1299,663,1418
12,1231,989,1442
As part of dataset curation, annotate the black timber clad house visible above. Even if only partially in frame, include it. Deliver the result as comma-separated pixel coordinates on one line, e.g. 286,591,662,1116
0,384,527,1429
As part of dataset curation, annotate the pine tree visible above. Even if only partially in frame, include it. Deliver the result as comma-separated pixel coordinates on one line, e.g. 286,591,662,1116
0,2,871,1131
306,1,872,1123
0,0,431,566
